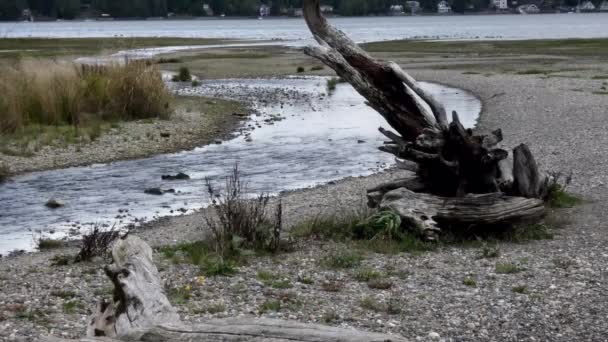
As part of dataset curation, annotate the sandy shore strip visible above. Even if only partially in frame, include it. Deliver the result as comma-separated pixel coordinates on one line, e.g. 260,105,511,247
1,69,608,341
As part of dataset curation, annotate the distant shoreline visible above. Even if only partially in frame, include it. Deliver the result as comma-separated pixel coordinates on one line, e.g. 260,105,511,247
3,11,608,23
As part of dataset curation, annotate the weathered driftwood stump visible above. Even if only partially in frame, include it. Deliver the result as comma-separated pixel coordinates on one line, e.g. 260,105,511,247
41,236,408,342
302,0,550,238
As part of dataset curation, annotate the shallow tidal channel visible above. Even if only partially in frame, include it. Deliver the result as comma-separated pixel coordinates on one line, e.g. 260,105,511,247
0,77,480,254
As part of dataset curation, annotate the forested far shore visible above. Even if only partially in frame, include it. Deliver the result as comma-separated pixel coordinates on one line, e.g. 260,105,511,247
2,0,606,21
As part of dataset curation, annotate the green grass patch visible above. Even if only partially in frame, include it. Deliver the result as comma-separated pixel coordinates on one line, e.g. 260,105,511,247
50,290,78,299
495,262,523,274
463,277,477,287
62,300,84,314
326,77,339,94
353,268,385,282
516,69,548,75
367,278,393,290
511,285,529,294
547,184,582,208
36,238,66,250
256,270,292,289
591,75,608,80
259,299,282,313
321,249,363,269
296,66,305,73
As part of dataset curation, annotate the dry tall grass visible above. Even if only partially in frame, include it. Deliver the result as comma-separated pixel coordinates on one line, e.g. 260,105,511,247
0,59,171,133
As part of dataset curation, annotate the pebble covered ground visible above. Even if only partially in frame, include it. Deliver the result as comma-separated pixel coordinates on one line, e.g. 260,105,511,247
1,69,608,341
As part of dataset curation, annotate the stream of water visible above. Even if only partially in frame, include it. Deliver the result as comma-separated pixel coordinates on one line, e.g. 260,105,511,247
0,78,480,254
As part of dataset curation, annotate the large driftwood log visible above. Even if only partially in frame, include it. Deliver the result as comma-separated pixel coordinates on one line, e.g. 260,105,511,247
302,0,545,198
41,236,408,342
379,188,545,239
302,0,548,235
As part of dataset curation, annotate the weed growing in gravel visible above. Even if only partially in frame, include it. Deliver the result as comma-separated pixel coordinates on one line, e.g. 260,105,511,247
50,290,78,299
202,258,237,277
321,310,339,323
321,249,363,269
479,244,500,259
547,184,582,208
172,66,192,82
296,66,305,73
552,257,576,269
327,77,339,94
63,300,84,314
256,270,292,289
297,275,314,285
321,280,344,292
259,299,282,313
495,262,523,274
76,224,122,262
509,223,554,242
50,254,72,266
205,302,226,314
511,285,529,294
359,296,384,312
354,268,385,282
367,278,393,290
36,238,65,250
168,285,192,304
463,277,477,287
204,165,284,259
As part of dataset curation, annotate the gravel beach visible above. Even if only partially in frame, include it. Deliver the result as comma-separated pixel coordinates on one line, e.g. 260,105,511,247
1,66,608,342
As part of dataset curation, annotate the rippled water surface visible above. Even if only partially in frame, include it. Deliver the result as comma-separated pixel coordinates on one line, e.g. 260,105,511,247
0,78,480,254
1,14,608,42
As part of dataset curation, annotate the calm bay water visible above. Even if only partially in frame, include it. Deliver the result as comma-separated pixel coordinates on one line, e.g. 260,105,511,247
1,14,608,42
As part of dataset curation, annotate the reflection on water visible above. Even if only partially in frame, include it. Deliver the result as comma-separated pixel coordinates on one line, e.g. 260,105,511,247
0,78,481,254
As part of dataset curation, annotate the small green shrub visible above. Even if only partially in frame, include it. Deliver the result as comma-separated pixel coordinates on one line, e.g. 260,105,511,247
327,77,339,93
172,66,192,82
201,258,237,277
511,223,554,242
37,238,65,250
463,277,477,287
191,80,202,87
50,254,72,266
479,244,500,259
321,309,339,323
296,66,305,73
354,268,385,282
353,211,402,241
205,302,226,314
367,278,393,290
547,184,582,208
495,262,523,274
168,285,193,304
359,296,384,312
259,299,281,313
321,250,363,269
511,285,528,294
62,300,83,314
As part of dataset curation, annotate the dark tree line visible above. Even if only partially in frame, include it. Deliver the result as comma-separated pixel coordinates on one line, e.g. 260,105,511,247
0,0,602,19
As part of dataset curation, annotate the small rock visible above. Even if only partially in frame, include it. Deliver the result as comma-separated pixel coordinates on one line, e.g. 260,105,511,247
45,199,64,209
427,332,440,341
144,188,164,196
357,139,366,144
161,172,190,181
160,132,171,138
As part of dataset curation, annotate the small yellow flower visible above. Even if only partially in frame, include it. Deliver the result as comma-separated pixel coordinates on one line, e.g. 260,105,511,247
197,276,206,285
184,284,192,292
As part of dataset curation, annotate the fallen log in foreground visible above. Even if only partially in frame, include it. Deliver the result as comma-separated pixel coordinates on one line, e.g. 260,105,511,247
40,236,408,342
